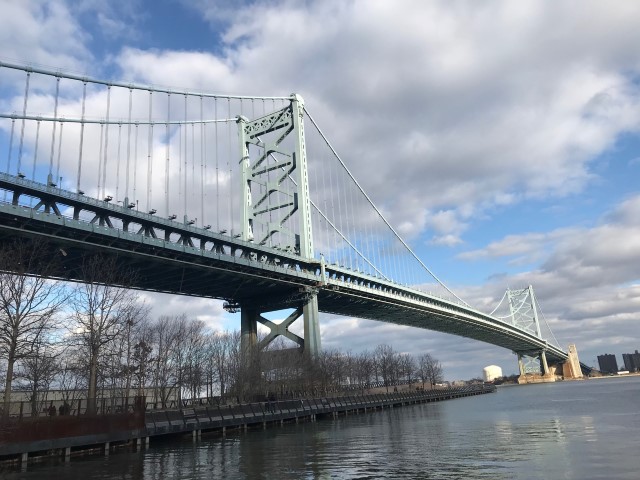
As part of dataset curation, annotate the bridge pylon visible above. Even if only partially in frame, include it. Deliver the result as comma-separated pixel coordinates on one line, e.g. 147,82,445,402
507,286,555,382
235,94,320,359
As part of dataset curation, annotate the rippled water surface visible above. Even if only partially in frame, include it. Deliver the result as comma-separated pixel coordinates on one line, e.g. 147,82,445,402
4,377,640,479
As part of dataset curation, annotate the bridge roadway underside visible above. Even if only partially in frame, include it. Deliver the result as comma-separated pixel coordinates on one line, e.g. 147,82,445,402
0,201,567,364
316,289,566,364
0,210,319,310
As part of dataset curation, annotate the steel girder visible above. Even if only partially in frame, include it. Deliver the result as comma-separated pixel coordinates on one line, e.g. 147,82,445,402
0,174,572,365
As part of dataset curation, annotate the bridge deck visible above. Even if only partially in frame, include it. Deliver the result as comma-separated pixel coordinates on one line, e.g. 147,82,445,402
0,174,569,362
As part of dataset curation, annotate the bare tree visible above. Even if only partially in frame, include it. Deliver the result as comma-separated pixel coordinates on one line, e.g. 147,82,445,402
398,353,416,385
353,350,375,392
181,319,207,401
56,347,88,410
70,255,140,413
418,353,443,389
150,315,180,408
131,321,154,398
374,344,397,392
0,240,67,413
15,339,60,415
115,302,150,400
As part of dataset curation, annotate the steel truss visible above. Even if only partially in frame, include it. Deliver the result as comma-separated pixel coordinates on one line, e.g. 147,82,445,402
508,286,550,375
237,95,320,357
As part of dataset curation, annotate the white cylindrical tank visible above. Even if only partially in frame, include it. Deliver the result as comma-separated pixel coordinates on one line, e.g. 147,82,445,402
483,365,503,382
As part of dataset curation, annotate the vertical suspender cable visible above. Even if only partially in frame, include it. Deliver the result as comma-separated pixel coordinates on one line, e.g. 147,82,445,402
200,96,205,226
115,122,122,199
227,98,232,233
320,141,329,261
133,122,139,205
125,88,133,199
48,76,60,177
6,118,15,174
4,118,16,202
97,122,104,196
304,107,470,306
147,91,153,212
327,140,337,263
55,122,63,185
165,93,171,216
184,95,188,219
77,82,87,193
191,121,195,221
102,85,112,199
178,122,182,206
31,120,41,181
347,178,357,271
16,71,31,175
214,98,220,231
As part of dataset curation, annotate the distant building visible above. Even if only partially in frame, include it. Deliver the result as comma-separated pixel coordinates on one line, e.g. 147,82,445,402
483,365,503,382
622,350,640,372
597,354,618,374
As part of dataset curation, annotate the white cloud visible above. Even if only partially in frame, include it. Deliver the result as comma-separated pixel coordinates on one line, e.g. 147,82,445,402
114,0,640,245
3,0,640,379
0,1,92,71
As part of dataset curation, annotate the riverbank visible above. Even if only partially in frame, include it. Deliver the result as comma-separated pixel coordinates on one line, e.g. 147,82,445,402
0,384,495,469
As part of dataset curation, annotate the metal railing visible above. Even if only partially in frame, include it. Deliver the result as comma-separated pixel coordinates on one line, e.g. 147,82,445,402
0,396,145,419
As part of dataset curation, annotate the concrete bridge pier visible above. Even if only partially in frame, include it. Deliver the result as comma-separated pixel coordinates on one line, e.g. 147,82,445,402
241,307,258,353
562,344,583,379
239,295,321,359
517,345,584,383
517,350,556,384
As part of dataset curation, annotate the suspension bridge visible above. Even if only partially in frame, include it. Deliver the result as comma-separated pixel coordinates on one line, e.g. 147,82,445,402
0,61,587,379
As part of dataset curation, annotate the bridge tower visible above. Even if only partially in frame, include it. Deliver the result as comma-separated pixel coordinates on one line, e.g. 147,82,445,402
507,286,554,381
235,94,321,359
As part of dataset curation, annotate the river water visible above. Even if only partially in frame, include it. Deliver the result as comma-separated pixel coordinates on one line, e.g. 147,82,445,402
4,376,639,479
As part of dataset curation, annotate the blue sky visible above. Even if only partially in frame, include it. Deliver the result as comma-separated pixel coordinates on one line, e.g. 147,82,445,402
1,0,640,379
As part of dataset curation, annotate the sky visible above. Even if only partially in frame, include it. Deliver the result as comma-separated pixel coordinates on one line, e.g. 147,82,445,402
1,0,639,380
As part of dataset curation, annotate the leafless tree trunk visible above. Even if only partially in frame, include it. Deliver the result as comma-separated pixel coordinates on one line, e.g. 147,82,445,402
207,330,242,402
374,344,397,392
70,255,139,413
150,315,181,408
419,353,443,389
181,319,206,401
353,350,374,393
132,320,154,398
399,353,416,386
16,339,59,415
0,240,67,414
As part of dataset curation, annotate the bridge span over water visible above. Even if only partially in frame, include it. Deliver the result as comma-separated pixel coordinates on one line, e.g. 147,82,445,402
0,61,585,377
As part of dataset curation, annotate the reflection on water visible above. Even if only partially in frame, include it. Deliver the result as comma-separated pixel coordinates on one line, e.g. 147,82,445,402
2,377,639,479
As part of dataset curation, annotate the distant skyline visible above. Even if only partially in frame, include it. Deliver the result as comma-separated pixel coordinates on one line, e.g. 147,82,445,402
1,1,640,379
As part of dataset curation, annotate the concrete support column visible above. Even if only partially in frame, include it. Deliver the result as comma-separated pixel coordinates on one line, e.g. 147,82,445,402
20,452,28,465
540,350,550,376
63,447,71,462
517,354,526,376
104,442,110,456
241,307,258,354
303,295,321,358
